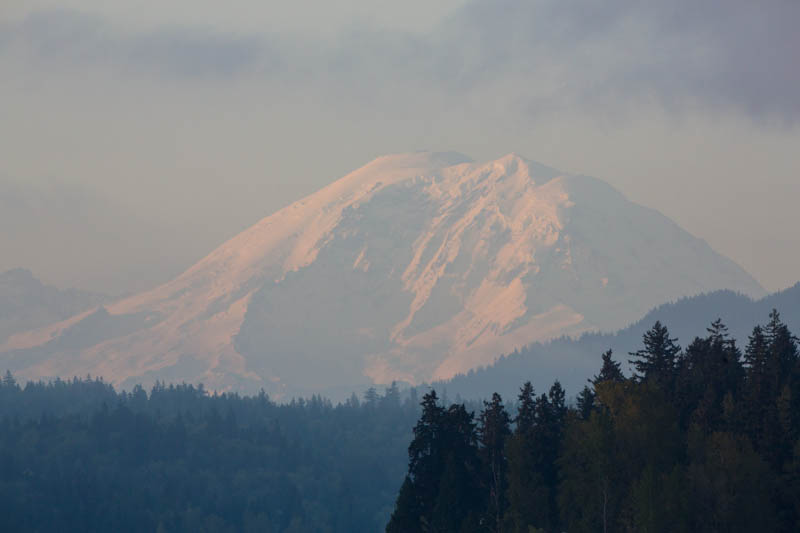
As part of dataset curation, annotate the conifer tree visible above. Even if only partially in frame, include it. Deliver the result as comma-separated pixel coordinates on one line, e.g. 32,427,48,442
760,311,799,468
363,387,379,407
539,382,567,530
548,381,567,422
505,382,541,531
386,478,422,533
388,391,481,532
431,454,480,532
381,382,400,409
515,381,536,433
576,386,595,420
386,391,444,531
744,325,769,381
592,350,625,386
742,325,770,441
478,393,511,532
765,310,799,390
2,370,16,389
408,391,445,505
437,403,481,531
629,321,681,390
677,320,743,432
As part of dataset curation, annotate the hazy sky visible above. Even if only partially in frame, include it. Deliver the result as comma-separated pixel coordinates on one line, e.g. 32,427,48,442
2,0,798,294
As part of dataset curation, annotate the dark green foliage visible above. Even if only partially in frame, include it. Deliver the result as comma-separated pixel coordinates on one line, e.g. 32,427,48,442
628,320,681,389
514,381,536,434
504,381,566,532
0,378,420,532
477,393,511,532
385,477,421,533
675,319,744,433
504,382,543,532
591,349,624,386
390,313,800,532
559,405,620,533
575,386,595,420
386,392,482,532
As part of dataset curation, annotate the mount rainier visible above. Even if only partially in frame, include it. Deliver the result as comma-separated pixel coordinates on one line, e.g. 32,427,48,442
0,152,764,397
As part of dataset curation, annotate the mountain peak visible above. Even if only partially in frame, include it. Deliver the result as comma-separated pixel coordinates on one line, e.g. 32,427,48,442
0,154,765,397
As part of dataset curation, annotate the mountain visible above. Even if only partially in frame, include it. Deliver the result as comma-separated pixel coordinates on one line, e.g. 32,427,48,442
439,282,800,401
0,268,106,344
0,152,764,397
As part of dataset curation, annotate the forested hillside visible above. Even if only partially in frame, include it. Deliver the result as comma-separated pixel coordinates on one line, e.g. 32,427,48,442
389,311,800,532
440,282,800,400
0,378,420,532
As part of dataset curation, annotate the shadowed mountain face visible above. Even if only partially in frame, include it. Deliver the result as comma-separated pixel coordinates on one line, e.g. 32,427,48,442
0,153,765,397
0,269,106,344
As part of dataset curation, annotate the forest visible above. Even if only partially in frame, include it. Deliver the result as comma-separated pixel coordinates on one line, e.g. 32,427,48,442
0,376,421,532
0,311,798,532
388,311,800,532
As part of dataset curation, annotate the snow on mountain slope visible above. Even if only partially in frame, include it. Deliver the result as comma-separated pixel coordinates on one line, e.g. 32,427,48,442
0,152,765,396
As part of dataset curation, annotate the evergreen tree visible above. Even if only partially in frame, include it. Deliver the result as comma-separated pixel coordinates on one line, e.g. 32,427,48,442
743,325,769,383
760,311,798,468
386,477,422,533
742,325,770,442
430,454,480,532
363,387,380,407
575,386,595,420
515,381,536,433
381,382,401,409
387,392,481,532
506,383,566,531
676,320,743,433
765,310,799,396
505,382,541,532
629,321,681,390
559,406,620,533
406,391,445,513
592,350,625,386
548,381,567,422
2,370,17,388
477,393,511,532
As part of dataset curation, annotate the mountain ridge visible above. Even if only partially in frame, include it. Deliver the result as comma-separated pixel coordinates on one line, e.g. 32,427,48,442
0,268,107,344
437,281,800,401
0,153,764,397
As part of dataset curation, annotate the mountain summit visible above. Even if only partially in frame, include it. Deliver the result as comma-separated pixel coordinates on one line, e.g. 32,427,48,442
0,153,764,396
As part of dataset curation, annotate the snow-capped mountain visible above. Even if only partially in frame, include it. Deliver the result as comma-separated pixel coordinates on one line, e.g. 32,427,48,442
0,152,765,396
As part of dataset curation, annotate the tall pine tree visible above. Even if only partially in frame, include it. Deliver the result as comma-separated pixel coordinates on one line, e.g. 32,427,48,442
592,350,625,386
629,321,681,390
477,393,511,532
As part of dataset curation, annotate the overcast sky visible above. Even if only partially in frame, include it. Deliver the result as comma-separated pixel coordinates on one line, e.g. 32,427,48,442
2,0,798,294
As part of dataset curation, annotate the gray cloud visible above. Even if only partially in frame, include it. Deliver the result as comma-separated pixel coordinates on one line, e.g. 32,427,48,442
4,2,798,120
434,0,800,121
3,9,269,78
0,179,194,295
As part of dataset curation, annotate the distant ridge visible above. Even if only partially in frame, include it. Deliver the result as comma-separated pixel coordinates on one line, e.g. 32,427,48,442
438,282,800,401
0,269,106,344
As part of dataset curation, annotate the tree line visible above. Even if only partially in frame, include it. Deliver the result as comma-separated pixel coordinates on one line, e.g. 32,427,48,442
387,311,800,532
0,376,420,532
